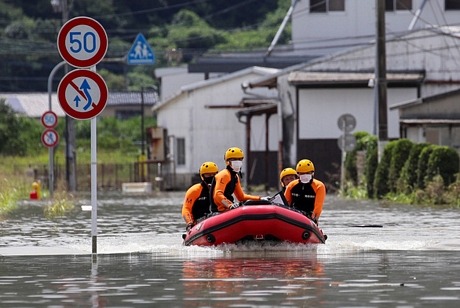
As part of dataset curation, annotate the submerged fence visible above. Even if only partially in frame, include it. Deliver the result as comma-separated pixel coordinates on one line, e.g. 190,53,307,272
17,161,176,191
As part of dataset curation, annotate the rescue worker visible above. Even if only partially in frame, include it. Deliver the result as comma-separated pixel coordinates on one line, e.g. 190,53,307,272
279,168,297,192
284,159,326,223
210,147,263,212
182,161,218,231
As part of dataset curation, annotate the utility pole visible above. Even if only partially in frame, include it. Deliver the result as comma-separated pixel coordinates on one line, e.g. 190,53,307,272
52,0,77,191
376,0,388,161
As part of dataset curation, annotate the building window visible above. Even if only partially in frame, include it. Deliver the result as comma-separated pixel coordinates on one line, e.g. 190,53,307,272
446,0,460,10
385,0,412,11
310,0,345,13
177,138,185,165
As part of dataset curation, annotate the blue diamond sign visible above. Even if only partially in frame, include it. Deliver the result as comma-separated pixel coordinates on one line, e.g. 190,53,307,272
127,33,155,65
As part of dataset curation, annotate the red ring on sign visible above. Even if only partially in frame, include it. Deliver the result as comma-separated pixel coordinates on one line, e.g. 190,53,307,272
41,110,58,128
57,16,108,68
41,129,59,148
57,69,108,120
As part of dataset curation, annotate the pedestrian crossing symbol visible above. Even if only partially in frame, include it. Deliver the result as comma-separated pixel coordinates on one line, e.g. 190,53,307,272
127,33,155,65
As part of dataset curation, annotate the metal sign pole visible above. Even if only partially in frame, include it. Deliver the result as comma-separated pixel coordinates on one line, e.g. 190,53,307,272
90,67,98,255
47,61,66,197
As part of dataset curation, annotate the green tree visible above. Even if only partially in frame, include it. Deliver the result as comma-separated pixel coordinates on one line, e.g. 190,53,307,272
373,140,397,199
426,145,460,187
388,138,414,192
166,10,227,51
417,144,436,190
363,135,378,198
0,99,42,156
399,142,431,193
344,131,370,185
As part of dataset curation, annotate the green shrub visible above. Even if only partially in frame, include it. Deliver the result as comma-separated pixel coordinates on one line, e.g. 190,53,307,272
363,135,378,198
426,145,459,187
344,131,370,185
373,140,397,199
388,138,414,192
417,145,436,189
399,142,431,193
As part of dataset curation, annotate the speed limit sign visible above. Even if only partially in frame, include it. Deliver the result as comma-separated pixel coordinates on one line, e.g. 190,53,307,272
57,16,108,68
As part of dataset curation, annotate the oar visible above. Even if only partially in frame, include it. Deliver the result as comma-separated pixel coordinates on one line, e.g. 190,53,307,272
349,224,383,228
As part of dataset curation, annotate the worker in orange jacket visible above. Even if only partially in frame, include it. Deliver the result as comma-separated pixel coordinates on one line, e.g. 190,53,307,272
209,147,262,212
182,161,218,231
284,159,326,223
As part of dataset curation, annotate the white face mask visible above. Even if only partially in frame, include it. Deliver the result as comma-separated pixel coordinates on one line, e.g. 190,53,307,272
299,173,312,183
230,160,243,172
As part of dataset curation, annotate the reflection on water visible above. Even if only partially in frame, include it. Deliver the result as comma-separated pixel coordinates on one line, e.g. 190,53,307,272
1,251,460,307
1,192,460,306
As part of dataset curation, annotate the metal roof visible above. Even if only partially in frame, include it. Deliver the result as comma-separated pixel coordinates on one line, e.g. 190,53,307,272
288,71,425,87
1,91,158,118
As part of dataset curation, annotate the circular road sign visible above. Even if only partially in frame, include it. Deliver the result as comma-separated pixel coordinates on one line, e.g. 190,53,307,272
41,110,58,128
57,16,108,68
57,69,108,120
42,129,59,148
337,133,357,152
337,113,356,132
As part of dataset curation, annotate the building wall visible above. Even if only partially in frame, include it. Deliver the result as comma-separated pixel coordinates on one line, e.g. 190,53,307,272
292,0,460,56
156,71,279,185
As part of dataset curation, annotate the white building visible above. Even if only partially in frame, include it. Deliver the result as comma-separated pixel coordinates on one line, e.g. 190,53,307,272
151,66,279,189
291,0,460,56
152,0,460,190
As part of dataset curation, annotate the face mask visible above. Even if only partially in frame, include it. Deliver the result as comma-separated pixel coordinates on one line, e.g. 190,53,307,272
299,174,312,183
230,160,243,172
203,177,214,185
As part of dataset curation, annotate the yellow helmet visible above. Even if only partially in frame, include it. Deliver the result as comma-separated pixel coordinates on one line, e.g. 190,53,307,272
224,147,244,163
199,161,218,180
296,159,315,173
280,168,297,182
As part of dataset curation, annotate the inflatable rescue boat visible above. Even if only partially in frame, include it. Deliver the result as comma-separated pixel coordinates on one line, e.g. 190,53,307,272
182,197,327,246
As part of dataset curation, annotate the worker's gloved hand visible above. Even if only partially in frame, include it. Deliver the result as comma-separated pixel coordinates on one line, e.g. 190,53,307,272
260,196,271,202
186,223,195,232
230,202,240,210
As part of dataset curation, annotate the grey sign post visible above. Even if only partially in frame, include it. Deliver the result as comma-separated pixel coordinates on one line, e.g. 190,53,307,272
337,114,357,192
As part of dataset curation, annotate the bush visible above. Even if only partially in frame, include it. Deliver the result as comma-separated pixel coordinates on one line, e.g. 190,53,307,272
373,140,397,199
363,135,378,197
388,138,414,192
426,146,460,187
417,145,436,189
344,131,370,185
399,142,431,193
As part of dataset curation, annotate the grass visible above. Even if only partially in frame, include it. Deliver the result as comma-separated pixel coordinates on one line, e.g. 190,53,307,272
0,148,141,218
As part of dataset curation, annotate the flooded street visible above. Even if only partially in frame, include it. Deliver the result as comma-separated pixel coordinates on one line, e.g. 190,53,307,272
1,192,460,307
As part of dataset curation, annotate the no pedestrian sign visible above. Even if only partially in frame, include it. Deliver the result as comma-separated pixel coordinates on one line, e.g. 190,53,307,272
57,69,108,120
57,16,108,68
42,129,59,148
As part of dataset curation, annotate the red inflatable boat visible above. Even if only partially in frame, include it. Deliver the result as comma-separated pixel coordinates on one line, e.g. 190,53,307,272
182,199,327,246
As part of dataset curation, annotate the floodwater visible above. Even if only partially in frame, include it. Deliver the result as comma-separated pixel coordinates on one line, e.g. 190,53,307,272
1,192,460,307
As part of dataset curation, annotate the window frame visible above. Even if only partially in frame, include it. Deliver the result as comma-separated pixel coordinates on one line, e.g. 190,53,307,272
176,137,185,165
310,0,345,13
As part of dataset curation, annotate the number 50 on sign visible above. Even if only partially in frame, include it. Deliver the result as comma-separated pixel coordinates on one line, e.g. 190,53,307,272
57,16,108,68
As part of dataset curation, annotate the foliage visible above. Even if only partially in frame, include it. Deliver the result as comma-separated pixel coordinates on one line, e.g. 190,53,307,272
344,131,370,186
363,135,378,198
373,140,397,199
0,99,40,156
0,0,283,92
399,142,431,193
43,190,75,220
388,138,414,193
416,144,436,189
426,145,460,187
0,176,29,217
